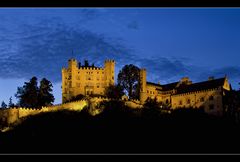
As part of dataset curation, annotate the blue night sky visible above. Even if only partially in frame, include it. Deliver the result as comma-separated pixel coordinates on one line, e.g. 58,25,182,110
0,8,240,104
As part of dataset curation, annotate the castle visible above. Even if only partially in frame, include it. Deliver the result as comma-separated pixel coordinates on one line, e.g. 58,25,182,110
62,59,115,103
62,58,231,116
139,69,231,116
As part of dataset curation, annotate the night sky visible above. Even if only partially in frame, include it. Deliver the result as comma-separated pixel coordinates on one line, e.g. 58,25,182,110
0,8,240,104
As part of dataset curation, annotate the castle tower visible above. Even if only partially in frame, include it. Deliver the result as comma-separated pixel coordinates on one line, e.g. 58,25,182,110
139,68,147,104
104,60,115,87
62,58,78,103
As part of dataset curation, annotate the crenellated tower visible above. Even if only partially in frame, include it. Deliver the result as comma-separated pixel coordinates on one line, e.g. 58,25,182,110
62,58,115,103
104,59,115,87
139,68,147,104
62,58,79,103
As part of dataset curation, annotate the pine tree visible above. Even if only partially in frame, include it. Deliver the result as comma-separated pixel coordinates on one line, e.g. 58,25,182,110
8,96,14,108
1,101,7,108
38,78,55,107
15,76,39,108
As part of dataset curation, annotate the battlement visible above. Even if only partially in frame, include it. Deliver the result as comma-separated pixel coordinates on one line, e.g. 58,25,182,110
140,68,146,71
104,59,115,63
78,66,104,70
68,58,77,62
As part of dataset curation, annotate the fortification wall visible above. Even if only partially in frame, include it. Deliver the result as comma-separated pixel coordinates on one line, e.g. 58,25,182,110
0,99,89,126
0,97,144,130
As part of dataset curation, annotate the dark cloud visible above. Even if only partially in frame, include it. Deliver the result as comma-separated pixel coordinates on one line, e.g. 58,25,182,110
0,14,238,90
0,17,136,82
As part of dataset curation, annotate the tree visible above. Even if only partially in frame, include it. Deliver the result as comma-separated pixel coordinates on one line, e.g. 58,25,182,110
38,78,55,107
142,97,162,119
117,64,140,99
15,76,39,108
223,89,240,122
1,101,7,108
8,96,14,108
105,84,125,99
15,87,25,107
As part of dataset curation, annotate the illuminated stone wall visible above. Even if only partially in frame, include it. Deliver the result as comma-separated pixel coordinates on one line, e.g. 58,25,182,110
171,88,224,116
62,59,115,103
139,68,231,116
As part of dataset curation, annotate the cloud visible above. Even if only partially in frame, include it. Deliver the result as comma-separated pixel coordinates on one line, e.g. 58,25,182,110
0,11,238,90
0,17,136,83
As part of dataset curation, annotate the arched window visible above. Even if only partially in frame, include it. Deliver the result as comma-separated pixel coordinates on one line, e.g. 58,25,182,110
187,99,191,104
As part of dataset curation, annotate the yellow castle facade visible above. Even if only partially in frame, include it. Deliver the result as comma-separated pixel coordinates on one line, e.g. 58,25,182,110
139,68,231,116
62,58,231,116
62,59,115,103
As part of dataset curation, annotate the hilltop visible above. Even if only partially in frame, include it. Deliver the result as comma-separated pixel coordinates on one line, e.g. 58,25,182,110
1,101,239,154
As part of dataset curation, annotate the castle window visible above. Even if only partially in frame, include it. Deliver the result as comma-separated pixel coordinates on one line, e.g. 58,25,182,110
97,83,100,88
187,99,190,104
91,72,93,74
200,97,204,102
97,72,99,74
179,100,182,105
209,95,214,101
147,90,149,93
112,76,114,80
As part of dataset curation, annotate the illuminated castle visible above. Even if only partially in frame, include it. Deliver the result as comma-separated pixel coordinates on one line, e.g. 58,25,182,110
139,68,231,116
62,59,115,103
62,58,231,116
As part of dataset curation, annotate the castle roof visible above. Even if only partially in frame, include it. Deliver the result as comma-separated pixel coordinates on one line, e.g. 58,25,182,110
147,77,226,94
175,77,226,94
147,81,179,91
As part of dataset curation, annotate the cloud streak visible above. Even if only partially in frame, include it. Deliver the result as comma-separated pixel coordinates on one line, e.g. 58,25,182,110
0,10,239,90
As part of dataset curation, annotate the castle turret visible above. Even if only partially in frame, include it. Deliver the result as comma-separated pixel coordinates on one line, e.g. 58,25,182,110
62,67,67,103
104,59,115,86
62,59,78,103
139,68,147,104
68,58,78,71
